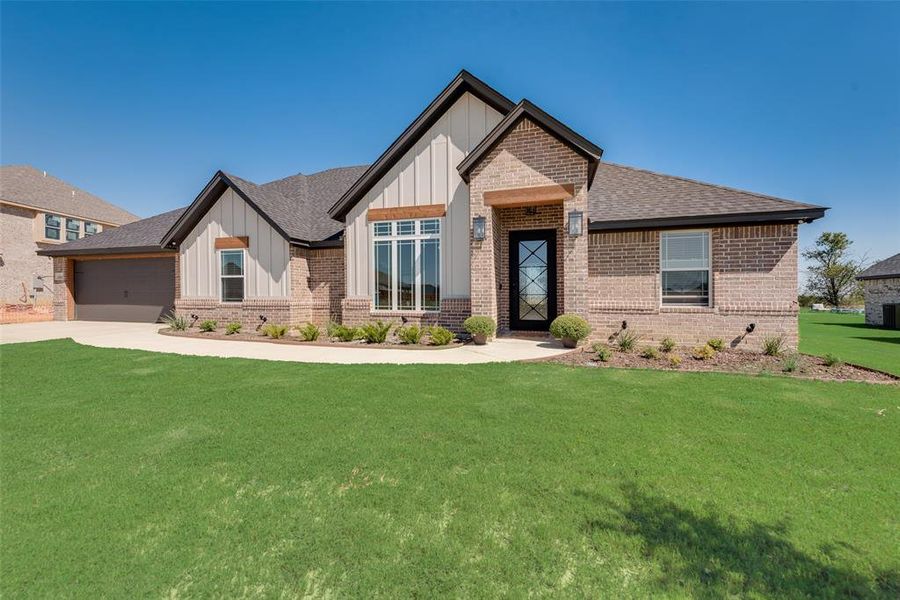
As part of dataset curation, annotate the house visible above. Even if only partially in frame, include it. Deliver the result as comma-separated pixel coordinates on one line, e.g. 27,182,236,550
0,166,138,323
39,71,827,347
857,253,900,329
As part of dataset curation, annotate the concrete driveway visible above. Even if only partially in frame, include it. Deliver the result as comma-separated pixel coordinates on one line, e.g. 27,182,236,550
0,321,570,364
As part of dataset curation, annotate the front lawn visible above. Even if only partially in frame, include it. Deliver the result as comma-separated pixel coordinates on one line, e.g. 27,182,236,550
799,310,900,376
2,340,898,598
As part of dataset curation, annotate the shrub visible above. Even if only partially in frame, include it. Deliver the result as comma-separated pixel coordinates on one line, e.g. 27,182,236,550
823,353,842,367
332,325,359,342
325,320,341,339
762,335,784,357
463,316,496,338
162,312,188,331
199,320,217,333
782,353,801,373
428,326,455,346
616,329,640,352
668,354,683,368
707,338,725,352
640,346,661,359
691,344,717,360
297,322,320,341
262,324,288,339
659,337,676,353
225,322,242,335
359,321,392,344
549,314,591,342
592,342,612,362
396,325,424,345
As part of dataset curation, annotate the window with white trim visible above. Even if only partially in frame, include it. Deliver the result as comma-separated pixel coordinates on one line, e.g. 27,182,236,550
372,218,441,311
45,214,61,240
220,250,245,303
661,231,710,306
84,222,100,236
65,218,82,241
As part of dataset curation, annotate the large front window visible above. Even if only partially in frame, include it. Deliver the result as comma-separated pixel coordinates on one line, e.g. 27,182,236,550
220,250,245,302
661,231,710,306
372,218,441,311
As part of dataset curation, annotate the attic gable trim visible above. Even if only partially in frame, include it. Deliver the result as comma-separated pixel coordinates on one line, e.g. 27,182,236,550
327,70,516,221
160,172,290,249
458,99,604,187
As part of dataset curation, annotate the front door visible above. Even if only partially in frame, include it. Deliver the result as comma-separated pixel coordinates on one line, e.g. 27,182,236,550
509,229,557,330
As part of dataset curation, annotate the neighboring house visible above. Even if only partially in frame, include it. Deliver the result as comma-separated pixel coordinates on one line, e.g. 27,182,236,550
0,166,138,323
40,71,827,348
857,253,900,329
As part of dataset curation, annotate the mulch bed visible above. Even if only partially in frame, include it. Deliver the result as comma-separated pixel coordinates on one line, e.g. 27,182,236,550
159,327,467,350
543,345,898,384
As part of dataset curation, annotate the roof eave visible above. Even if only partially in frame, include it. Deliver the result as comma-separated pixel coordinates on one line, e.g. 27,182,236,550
37,245,174,258
588,207,828,232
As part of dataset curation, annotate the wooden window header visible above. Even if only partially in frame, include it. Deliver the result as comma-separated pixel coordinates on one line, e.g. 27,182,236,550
214,236,249,250
367,204,446,222
483,183,575,209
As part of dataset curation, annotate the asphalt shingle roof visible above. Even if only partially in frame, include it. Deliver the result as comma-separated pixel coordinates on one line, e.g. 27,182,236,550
38,208,186,256
0,165,138,225
857,252,900,280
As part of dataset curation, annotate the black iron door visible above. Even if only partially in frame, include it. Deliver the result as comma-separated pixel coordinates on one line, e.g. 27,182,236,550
509,229,557,331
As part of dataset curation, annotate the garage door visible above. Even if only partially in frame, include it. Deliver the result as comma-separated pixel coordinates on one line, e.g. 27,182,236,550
74,258,175,322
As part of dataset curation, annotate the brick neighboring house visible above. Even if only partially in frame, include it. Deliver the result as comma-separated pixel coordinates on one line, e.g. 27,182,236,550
40,71,828,348
857,253,900,328
0,166,138,323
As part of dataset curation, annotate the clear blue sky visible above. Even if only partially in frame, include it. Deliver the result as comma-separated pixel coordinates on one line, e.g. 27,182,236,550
2,2,898,271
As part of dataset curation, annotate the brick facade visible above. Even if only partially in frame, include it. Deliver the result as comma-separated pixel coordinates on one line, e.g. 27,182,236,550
0,204,55,323
341,297,471,332
861,277,900,326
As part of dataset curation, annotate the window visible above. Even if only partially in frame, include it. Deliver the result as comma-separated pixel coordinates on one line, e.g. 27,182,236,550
661,231,710,305
44,214,61,240
220,250,244,302
84,222,100,236
66,218,82,241
371,218,441,311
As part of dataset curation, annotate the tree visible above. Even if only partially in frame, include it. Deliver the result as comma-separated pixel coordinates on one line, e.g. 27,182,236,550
802,232,866,307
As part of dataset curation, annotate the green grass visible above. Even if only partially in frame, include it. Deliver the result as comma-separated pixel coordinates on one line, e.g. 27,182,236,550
2,340,899,598
800,310,900,376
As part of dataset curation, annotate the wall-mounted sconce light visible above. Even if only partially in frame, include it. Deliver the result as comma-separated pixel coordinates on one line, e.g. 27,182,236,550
568,210,583,236
473,216,486,241
746,323,756,333
622,320,628,330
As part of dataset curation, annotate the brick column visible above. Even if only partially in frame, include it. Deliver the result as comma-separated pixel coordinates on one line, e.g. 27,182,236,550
52,257,74,321
562,183,589,317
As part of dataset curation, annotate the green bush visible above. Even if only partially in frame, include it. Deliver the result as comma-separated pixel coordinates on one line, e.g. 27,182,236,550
428,326,455,346
332,325,359,342
640,346,661,360
659,337,676,353
691,344,717,361
782,353,801,373
325,320,341,339
199,320,217,333
616,329,640,352
225,322,241,335
359,321,392,344
262,324,288,339
668,354,683,368
592,343,612,362
397,325,424,345
463,316,496,337
297,323,320,341
549,314,591,342
823,353,842,367
162,312,188,331
762,335,784,356
707,338,725,351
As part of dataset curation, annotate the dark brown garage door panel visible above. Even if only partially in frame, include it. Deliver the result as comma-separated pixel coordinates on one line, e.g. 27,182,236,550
75,258,175,322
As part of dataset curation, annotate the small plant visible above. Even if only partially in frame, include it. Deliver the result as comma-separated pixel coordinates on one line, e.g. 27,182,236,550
707,338,725,352
162,312,188,331
225,322,242,335
262,324,288,339
668,354,683,368
659,337,676,353
297,322,320,341
332,324,359,342
549,314,591,347
592,343,612,362
463,316,496,339
199,320,217,333
397,325,424,345
428,326,455,346
823,353,842,367
640,346,661,360
325,320,341,339
692,344,717,361
616,329,640,352
359,321,392,344
782,353,801,373
762,335,784,357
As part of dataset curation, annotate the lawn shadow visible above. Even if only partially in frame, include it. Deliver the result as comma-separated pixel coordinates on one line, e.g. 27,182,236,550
815,322,875,330
577,483,898,599
854,336,900,345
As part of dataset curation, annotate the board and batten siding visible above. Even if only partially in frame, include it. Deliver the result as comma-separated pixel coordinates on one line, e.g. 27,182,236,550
345,92,503,299
180,187,290,298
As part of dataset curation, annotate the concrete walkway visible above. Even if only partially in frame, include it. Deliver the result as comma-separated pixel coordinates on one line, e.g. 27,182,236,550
0,321,570,364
